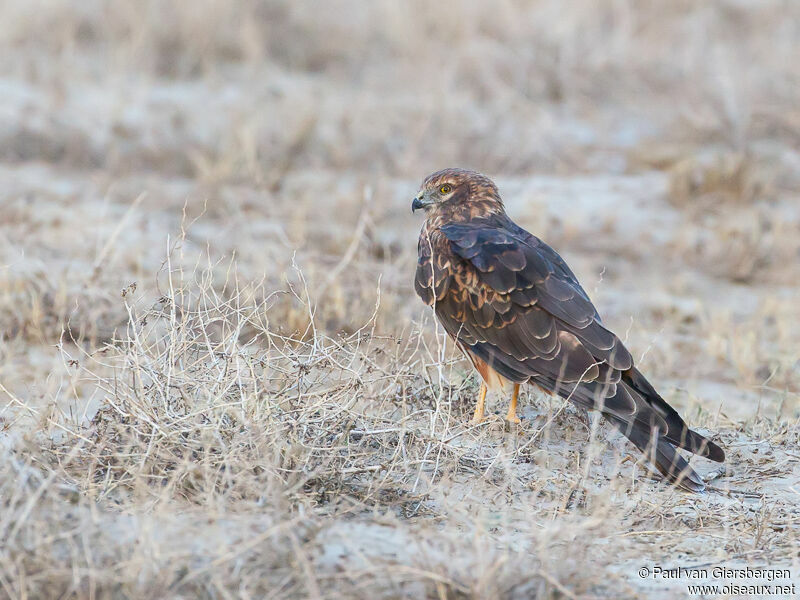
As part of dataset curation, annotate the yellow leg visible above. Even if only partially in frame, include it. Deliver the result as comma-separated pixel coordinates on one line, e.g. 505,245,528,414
471,383,487,423
505,383,521,424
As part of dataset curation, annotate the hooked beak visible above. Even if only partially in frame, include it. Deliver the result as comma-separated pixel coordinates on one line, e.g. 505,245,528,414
411,193,429,213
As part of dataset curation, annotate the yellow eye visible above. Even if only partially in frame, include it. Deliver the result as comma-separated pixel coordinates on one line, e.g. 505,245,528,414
439,184,452,194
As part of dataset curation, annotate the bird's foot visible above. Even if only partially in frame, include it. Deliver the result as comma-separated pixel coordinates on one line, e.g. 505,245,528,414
504,412,522,433
505,383,521,426
471,383,488,424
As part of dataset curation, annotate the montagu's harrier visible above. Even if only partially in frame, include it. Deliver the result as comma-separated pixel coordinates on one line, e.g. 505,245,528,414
412,168,724,491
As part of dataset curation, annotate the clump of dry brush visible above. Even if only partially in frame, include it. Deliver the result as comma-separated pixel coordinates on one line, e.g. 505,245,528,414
2,259,627,598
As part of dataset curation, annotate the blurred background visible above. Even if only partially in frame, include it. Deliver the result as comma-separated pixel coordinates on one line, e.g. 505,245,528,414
1,2,799,597
3,0,798,409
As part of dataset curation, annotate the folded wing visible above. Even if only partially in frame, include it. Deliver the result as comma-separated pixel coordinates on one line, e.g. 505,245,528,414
415,214,723,490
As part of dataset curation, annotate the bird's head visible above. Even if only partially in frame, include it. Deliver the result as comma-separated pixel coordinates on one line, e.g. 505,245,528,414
412,168,504,219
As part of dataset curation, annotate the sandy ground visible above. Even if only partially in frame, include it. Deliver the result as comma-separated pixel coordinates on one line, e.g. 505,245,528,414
1,2,799,599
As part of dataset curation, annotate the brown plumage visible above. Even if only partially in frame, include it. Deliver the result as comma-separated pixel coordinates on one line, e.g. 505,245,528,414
412,168,724,492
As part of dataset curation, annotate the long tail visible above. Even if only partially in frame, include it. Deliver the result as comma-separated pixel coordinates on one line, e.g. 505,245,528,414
609,417,708,492
610,368,724,492
521,365,725,491
622,368,725,462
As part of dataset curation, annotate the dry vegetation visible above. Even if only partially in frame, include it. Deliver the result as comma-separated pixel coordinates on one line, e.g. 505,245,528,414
1,1,799,598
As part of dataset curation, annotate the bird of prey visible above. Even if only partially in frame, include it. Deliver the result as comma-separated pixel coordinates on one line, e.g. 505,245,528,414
412,168,724,491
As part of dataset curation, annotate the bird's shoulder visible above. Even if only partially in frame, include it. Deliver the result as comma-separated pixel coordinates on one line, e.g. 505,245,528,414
439,214,588,295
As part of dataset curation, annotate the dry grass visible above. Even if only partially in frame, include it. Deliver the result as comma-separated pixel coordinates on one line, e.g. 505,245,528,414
5,251,796,599
1,1,799,599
